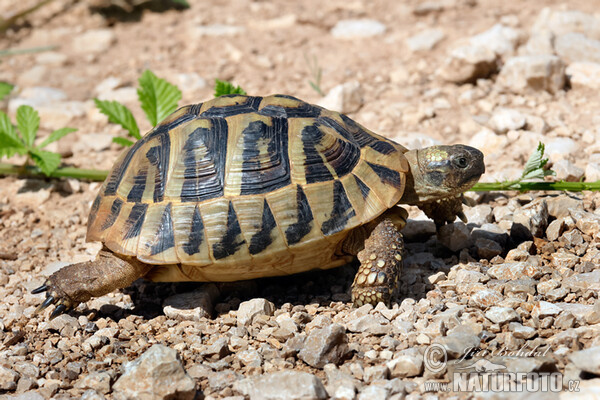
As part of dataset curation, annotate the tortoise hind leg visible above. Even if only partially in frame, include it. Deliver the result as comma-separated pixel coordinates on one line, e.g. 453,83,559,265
33,249,152,319
351,218,404,307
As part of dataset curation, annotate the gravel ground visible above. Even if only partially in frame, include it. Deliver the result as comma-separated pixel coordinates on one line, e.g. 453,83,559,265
1,0,600,399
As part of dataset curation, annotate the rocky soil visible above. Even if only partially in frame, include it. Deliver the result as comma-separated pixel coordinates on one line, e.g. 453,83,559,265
1,0,600,399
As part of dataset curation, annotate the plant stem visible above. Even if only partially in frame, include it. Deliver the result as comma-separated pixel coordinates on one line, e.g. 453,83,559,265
472,181,600,192
0,46,57,57
0,162,108,181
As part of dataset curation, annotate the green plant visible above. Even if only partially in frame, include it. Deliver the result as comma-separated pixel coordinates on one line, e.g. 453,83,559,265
0,106,76,175
304,54,325,96
214,79,246,97
0,82,14,101
95,70,181,147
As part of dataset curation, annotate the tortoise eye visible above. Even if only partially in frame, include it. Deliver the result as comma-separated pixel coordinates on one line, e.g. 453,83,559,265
454,156,468,168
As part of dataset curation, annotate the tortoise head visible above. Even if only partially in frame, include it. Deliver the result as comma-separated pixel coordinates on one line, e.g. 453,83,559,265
401,144,485,204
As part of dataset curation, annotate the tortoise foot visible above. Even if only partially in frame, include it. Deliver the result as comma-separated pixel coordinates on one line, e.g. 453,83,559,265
351,218,404,307
32,280,77,320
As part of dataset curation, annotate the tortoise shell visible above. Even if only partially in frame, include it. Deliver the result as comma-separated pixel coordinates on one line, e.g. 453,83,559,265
87,95,409,282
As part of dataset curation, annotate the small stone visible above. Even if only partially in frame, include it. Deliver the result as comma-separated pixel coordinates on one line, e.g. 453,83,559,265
234,371,327,400
237,298,275,326
427,271,446,285
438,222,472,252
512,199,549,239
487,261,543,280
406,28,446,52
75,372,112,395
330,19,386,39
208,370,243,391
545,137,580,160
566,62,600,90
470,24,522,59
475,238,503,259
586,161,600,181
508,322,536,339
468,129,509,157
488,108,526,134
162,285,218,321
468,289,503,308
562,270,600,293
0,366,19,391
387,355,424,378
202,337,230,359
546,219,565,241
568,346,600,375
74,133,114,152
298,324,348,368
345,314,390,335
585,299,600,324
437,44,496,83
497,55,566,94
555,33,600,64
532,8,600,40
546,195,583,219
317,81,363,114
471,223,509,246
363,365,389,383
464,204,493,226
434,333,481,359
357,385,389,400
531,301,562,320
571,209,600,236
71,29,116,54
485,306,520,324
112,345,196,400
519,31,555,56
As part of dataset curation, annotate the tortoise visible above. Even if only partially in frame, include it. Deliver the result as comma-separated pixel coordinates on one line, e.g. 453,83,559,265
33,94,484,319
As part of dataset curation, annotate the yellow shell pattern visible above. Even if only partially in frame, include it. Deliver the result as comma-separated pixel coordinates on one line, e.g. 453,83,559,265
87,95,409,282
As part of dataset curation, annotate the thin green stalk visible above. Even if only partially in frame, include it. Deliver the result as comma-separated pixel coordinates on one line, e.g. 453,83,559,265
0,46,57,57
472,181,600,192
0,162,108,181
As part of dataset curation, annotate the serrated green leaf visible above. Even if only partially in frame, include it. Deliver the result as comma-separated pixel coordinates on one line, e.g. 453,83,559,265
28,149,61,176
0,111,19,141
38,127,77,149
94,99,141,139
214,79,246,97
112,137,135,147
138,70,182,127
521,168,545,181
0,82,13,101
16,105,40,147
0,132,27,158
522,142,545,178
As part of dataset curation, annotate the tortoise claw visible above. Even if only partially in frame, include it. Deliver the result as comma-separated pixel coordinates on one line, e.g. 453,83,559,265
31,284,49,294
49,304,67,320
35,295,56,314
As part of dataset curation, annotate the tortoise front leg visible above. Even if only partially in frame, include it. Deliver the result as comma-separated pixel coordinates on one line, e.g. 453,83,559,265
351,218,404,307
32,250,152,319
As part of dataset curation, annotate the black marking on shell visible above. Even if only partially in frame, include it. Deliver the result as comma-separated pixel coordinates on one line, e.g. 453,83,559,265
321,115,397,155
88,195,101,228
368,140,397,155
213,202,245,259
285,185,314,245
101,198,123,231
281,101,322,118
248,199,277,255
150,203,175,255
200,96,261,118
145,132,171,203
353,174,371,200
183,205,205,256
321,180,356,236
274,94,301,101
258,105,287,118
240,119,291,195
367,162,403,189
188,103,202,116
124,203,148,239
103,114,193,196
318,127,360,179
302,125,335,183
180,120,227,202
127,167,148,203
